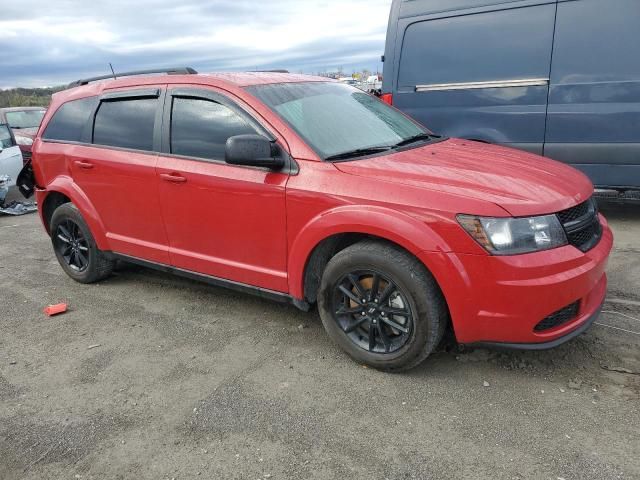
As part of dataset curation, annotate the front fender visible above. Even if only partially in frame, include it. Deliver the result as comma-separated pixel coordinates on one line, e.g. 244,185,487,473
288,205,452,299
40,176,110,250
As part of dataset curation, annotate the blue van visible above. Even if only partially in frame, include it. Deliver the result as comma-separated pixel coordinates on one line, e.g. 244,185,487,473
382,0,640,193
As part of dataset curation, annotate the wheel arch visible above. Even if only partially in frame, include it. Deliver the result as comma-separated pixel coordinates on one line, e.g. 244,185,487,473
288,205,451,303
39,177,109,249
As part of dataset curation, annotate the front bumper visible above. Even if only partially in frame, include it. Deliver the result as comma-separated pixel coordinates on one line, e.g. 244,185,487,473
469,298,603,350
419,214,613,346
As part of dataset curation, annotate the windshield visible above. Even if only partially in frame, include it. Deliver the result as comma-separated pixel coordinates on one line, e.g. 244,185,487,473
5,109,46,129
246,82,428,159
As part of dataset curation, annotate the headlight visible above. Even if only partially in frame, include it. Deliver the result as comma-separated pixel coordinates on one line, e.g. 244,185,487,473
457,214,567,255
15,135,33,146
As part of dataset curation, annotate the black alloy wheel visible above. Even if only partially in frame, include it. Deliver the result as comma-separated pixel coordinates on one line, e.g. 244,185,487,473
54,219,90,272
50,202,115,283
332,270,414,354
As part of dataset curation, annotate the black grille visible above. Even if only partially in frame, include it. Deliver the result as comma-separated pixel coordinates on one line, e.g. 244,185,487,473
557,201,590,224
556,198,602,252
534,302,580,332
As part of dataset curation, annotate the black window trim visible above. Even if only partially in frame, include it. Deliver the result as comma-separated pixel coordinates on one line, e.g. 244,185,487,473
161,87,297,174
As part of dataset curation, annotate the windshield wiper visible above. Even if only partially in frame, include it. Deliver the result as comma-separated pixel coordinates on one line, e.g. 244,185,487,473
325,146,392,161
393,132,439,148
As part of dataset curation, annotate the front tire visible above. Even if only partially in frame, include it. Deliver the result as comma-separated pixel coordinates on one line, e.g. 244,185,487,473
318,240,448,371
50,203,115,284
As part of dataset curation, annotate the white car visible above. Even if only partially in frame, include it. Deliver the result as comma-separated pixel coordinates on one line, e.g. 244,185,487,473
0,123,24,193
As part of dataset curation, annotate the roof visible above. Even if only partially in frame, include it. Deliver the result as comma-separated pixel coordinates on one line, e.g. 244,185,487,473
199,72,330,87
51,71,333,108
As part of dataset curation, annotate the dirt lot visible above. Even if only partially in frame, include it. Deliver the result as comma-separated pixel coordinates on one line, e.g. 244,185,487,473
1,193,639,480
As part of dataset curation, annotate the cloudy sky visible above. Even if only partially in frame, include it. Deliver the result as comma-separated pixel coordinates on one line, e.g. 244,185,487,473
0,0,392,89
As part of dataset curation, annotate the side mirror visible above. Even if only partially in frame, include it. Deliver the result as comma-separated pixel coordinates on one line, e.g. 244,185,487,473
225,134,284,169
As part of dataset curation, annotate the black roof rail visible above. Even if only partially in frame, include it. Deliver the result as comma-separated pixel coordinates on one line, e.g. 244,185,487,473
67,67,198,88
256,69,290,73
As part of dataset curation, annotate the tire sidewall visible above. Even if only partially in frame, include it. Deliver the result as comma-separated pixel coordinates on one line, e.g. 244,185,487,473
318,247,436,370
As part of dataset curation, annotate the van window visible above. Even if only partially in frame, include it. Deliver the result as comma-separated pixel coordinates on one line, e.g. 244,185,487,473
397,5,555,88
552,0,640,83
170,97,257,160
93,98,157,151
42,97,97,143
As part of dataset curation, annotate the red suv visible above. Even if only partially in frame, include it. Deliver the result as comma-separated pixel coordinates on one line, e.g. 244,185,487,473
23,68,613,371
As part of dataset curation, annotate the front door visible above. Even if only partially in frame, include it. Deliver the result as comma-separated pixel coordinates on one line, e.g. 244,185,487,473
156,87,289,292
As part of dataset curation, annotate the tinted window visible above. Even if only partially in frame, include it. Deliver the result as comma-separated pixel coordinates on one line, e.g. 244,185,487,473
43,97,96,142
93,98,157,151
397,5,555,87
247,82,424,158
170,97,257,160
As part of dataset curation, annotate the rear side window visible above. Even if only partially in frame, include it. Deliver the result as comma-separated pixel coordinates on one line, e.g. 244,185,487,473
93,98,157,151
397,5,555,87
170,97,257,160
42,97,96,142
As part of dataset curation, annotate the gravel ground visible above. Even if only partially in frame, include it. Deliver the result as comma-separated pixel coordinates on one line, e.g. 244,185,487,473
1,190,639,480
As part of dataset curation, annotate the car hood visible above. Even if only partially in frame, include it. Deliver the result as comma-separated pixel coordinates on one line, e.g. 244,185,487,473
333,139,593,217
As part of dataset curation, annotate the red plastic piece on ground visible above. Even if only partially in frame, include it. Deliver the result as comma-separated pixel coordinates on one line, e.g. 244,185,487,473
43,303,68,316
380,92,393,105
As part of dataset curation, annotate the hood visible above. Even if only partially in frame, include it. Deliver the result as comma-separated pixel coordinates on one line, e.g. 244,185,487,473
334,139,593,217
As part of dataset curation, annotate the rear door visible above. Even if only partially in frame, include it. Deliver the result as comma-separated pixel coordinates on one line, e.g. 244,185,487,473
392,1,557,154
68,87,170,264
544,0,640,188
156,87,289,292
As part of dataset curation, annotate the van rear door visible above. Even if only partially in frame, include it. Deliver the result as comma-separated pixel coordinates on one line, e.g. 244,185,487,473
544,0,640,189
389,1,556,154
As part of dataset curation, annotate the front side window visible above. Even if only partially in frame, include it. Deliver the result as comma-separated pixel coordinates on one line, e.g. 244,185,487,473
0,124,15,149
93,97,157,151
246,82,426,159
43,97,97,143
170,97,257,160
5,109,46,129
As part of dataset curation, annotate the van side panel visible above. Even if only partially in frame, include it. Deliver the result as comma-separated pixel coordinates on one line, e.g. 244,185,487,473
544,0,640,188
391,2,556,154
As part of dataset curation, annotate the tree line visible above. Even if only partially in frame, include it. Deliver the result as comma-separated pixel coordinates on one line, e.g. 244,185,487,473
0,87,65,108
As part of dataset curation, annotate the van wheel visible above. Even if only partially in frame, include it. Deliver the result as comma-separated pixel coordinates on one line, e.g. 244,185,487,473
50,203,115,284
317,240,447,372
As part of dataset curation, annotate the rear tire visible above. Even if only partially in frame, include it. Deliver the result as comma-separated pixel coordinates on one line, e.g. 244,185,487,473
50,203,114,284
317,240,447,372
